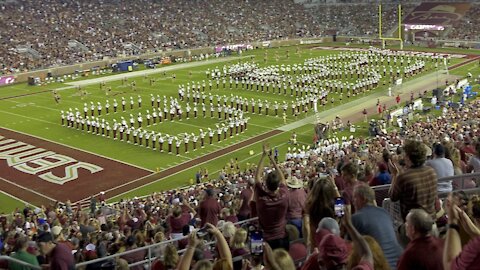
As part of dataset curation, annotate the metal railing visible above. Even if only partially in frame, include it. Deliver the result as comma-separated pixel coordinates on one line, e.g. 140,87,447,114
375,172,480,228
0,255,42,270
75,217,259,269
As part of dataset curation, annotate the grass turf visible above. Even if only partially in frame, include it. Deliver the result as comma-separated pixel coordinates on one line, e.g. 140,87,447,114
0,44,478,208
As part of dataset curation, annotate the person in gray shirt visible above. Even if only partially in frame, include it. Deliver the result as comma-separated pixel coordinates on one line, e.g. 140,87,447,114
352,184,403,269
426,143,454,193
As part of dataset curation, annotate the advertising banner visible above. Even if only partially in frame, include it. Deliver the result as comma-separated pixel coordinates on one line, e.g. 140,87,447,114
0,76,15,86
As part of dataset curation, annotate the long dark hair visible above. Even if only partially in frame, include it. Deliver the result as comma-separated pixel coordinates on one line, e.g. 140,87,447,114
305,178,336,227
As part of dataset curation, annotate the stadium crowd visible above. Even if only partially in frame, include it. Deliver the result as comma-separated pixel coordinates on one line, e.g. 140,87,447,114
2,82,480,269
2,0,479,75
0,0,320,74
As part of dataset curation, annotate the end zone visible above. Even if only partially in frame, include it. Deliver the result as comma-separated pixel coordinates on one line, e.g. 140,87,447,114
0,127,152,204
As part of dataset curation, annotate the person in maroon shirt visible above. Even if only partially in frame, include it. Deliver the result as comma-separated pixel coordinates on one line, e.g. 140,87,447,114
37,232,75,270
168,203,196,239
255,143,289,251
397,208,444,270
237,178,254,221
198,189,221,227
341,162,360,213
286,176,307,237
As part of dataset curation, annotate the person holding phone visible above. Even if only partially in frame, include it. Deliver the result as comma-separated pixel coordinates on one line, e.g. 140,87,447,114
176,223,232,270
254,143,290,251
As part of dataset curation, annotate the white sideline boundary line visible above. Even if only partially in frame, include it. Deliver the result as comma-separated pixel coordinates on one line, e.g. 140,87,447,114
0,126,154,173
0,176,57,203
0,190,39,209
66,56,251,87
75,129,284,203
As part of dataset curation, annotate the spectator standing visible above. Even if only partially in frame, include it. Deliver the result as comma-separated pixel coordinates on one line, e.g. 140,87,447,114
198,188,221,227
426,143,454,193
237,178,254,221
37,231,75,270
286,176,307,237
9,236,40,270
352,184,403,269
388,140,438,221
255,144,289,250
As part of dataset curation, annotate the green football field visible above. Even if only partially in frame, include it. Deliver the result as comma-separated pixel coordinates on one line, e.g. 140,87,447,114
0,44,479,212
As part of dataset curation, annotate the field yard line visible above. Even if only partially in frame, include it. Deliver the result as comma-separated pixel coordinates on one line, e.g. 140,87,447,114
0,190,39,209
0,176,57,202
0,109,56,125
208,127,314,176
3,99,61,112
169,120,205,130
0,126,155,173
83,129,281,202
66,56,251,87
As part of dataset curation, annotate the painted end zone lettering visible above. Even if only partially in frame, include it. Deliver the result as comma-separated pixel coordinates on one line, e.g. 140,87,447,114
0,128,151,203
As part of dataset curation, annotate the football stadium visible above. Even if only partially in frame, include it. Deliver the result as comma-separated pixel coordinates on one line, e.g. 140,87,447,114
0,0,480,269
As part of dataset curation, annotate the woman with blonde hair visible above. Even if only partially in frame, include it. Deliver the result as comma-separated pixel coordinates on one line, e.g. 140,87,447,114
263,243,295,270
152,244,179,270
347,235,391,270
451,148,476,189
230,228,248,270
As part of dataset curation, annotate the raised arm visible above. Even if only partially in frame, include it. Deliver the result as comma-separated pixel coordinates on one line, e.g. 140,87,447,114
183,200,197,217
387,159,400,201
255,144,269,184
176,232,200,270
268,149,286,186
206,223,233,269
443,194,463,270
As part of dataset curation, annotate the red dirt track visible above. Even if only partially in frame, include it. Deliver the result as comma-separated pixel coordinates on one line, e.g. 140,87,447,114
1,52,477,208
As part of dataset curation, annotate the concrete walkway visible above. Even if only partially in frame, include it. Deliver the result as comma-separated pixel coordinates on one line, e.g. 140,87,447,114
278,69,458,131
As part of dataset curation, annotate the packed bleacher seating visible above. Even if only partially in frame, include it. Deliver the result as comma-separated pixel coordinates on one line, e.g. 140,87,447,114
1,74,480,269
446,3,480,41
306,3,417,37
2,0,480,75
0,0,320,74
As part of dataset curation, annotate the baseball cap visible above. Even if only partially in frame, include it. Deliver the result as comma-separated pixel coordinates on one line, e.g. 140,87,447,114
36,232,53,243
51,226,62,237
318,234,348,267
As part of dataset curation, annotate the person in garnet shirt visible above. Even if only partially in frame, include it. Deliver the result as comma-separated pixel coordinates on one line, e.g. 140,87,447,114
36,232,74,270
237,178,254,221
255,143,289,251
168,203,196,239
397,208,444,270
198,188,221,227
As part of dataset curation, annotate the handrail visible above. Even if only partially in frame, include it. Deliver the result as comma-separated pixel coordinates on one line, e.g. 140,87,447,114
0,255,42,270
371,172,480,191
73,172,480,269
75,217,259,269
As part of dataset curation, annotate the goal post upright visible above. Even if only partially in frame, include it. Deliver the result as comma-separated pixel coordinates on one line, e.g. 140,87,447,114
378,3,403,50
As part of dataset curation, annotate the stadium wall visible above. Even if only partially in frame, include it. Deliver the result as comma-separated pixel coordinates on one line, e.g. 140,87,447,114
7,36,480,84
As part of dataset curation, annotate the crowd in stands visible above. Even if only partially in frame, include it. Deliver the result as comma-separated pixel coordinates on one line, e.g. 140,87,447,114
1,80,480,269
0,0,320,74
446,3,480,41
2,0,479,75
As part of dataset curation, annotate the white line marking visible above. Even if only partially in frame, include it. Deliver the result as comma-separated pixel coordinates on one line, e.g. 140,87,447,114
0,176,57,202
0,190,39,209
79,129,283,202
66,56,251,87
0,109,56,124
0,126,154,173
